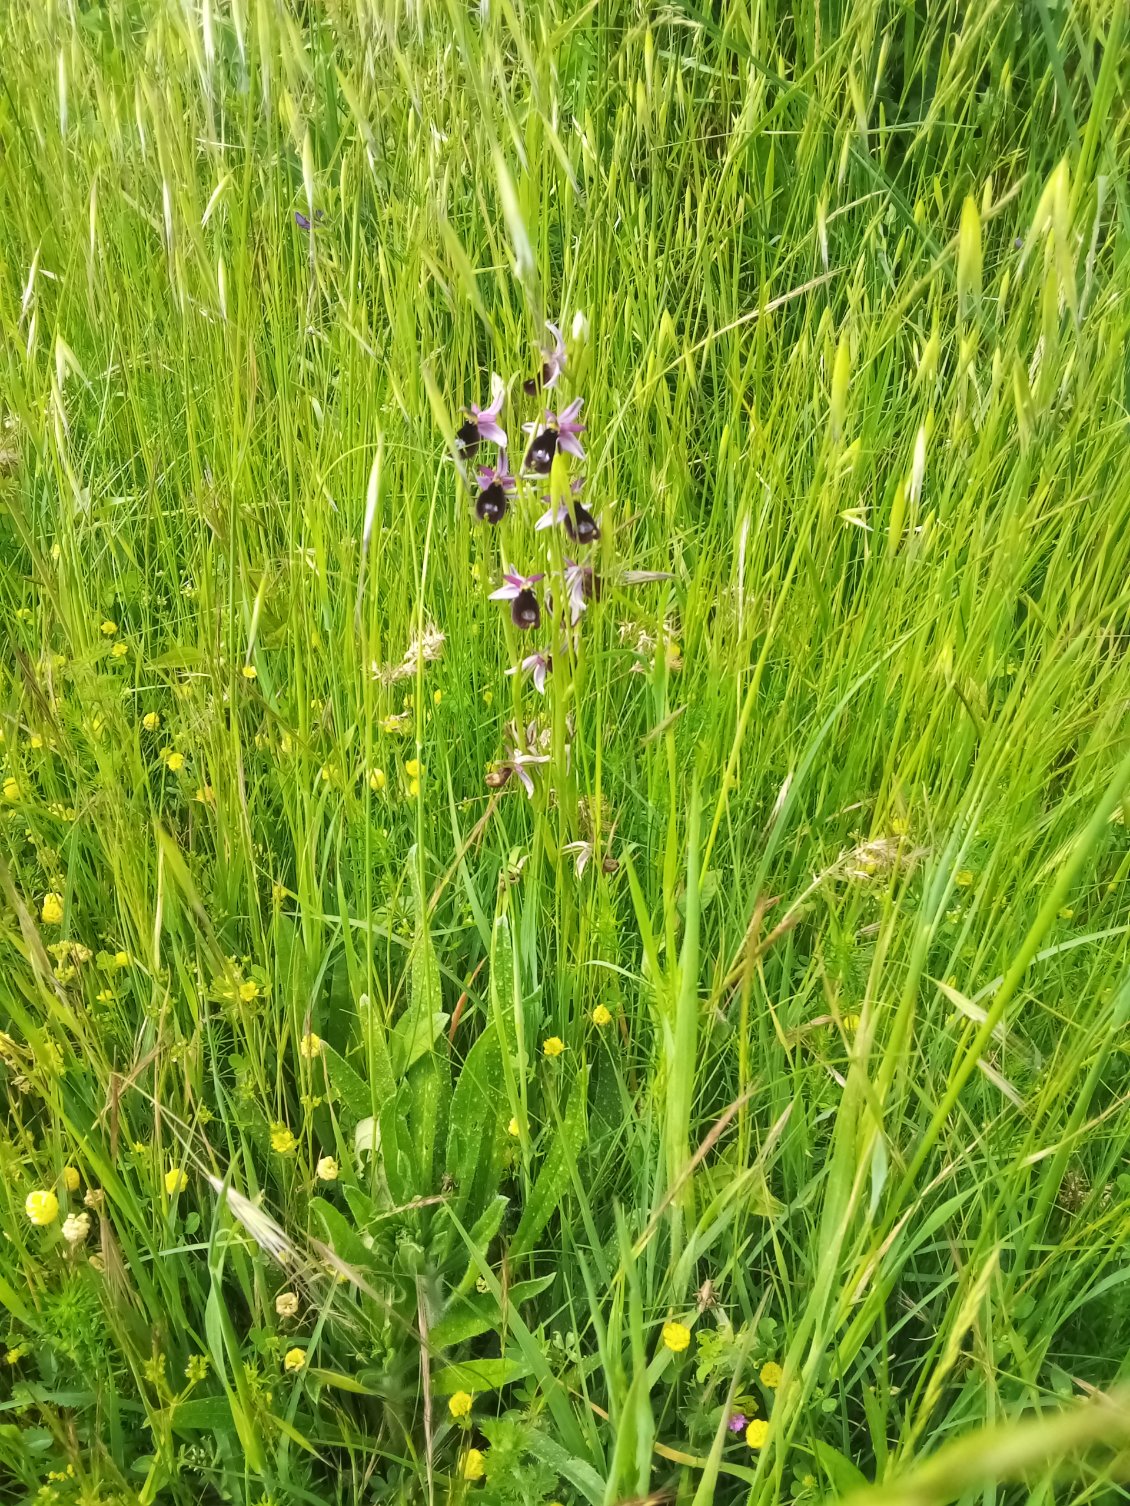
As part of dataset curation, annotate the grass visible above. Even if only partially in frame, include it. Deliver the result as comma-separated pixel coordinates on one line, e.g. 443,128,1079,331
1,0,1129,1502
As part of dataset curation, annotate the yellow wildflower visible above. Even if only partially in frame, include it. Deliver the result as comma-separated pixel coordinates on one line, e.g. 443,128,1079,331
661,1320,691,1353
592,1004,613,1027
954,869,973,888
165,1168,188,1196
41,892,64,925
542,1036,565,1058
482,689,493,706
110,641,128,659
25,1190,60,1226
404,758,421,778
408,778,420,797
271,1125,297,1154
238,979,260,1002
3,778,20,802
433,689,443,706
299,1032,323,1060
99,620,117,636
841,1013,860,1032
369,768,386,792
283,1347,306,1372
507,1116,520,1137
746,1418,770,1449
142,712,161,731
164,751,185,773
448,1390,473,1419
316,1156,339,1182
113,951,130,969
241,665,257,680
62,1166,80,1193
275,1291,299,1318
462,1449,486,1482
760,1360,783,1389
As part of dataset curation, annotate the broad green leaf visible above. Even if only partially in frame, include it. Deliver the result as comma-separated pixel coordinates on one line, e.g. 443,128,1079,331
431,1356,531,1394
510,1067,588,1261
389,1007,447,1077
311,1197,380,1276
445,1016,509,1223
389,851,444,1078
323,1045,372,1127
454,1195,509,1295
405,1045,450,1194
430,1276,554,1349
171,1397,236,1432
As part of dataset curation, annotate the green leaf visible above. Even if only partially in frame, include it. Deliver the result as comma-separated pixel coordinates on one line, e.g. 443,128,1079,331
311,1197,380,1276
431,1356,531,1394
525,1428,607,1506
324,1045,372,1127
430,1276,554,1349
510,1067,588,1261
171,1397,237,1432
405,1045,450,1194
445,1017,509,1223
454,1195,509,1295
814,1439,869,1493
307,1368,382,1396
389,851,445,1077
389,1008,447,1076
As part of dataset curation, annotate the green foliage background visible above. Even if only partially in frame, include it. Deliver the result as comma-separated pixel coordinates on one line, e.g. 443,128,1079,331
1,0,1129,1503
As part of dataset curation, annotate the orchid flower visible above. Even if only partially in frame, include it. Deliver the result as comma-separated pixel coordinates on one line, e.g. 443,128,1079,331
475,452,516,524
523,397,586,473
506,651,550,694
523,320,567,395
535,478,598,542
486,744,551,798
489,570,545,630
457,374,507,455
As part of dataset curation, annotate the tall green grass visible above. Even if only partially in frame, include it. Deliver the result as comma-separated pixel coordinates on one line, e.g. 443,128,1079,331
1,1,1129,1503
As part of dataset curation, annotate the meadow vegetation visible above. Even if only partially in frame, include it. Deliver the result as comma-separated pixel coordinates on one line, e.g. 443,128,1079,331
1,1,1130,1503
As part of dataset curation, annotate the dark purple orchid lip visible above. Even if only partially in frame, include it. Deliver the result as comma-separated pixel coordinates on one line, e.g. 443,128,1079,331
511,588,541,630
522,398,585,472
456,418,482,455
524,427,557,474
564,500,600,544
473,455,515,522
476,483,509,524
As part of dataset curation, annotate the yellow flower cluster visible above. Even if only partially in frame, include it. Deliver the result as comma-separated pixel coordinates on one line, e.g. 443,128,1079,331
661,1320,691,1353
